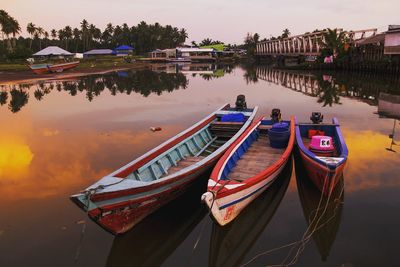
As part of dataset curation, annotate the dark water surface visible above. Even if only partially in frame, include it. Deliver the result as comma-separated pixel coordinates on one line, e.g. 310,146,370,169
0,64,399,267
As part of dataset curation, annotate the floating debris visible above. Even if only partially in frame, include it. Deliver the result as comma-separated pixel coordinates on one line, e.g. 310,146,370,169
150,127,162,132
76,220,86,225
60,226,67,231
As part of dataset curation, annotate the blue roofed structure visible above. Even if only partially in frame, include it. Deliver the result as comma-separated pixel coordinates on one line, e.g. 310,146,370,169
114,45,134,55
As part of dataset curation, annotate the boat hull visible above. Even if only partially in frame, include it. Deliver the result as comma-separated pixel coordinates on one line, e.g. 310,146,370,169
28,61,79,74
297,147,345,194
203,161,288,226
82,163,214,234
48,61,79,73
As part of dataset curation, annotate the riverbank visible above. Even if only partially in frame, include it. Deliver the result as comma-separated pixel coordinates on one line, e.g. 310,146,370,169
0,61,152,85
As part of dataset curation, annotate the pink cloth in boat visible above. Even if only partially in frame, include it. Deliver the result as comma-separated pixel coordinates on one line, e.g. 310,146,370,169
309,135,334,151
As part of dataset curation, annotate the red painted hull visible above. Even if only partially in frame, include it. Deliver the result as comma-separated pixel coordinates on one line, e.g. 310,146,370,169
28,61,79,74
298,148,345,195
30,67,50,74
86,163,214,234
48,61,79,73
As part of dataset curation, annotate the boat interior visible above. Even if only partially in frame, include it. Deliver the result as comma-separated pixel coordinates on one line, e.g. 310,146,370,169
123,108,255,182
298,124,341,157
298,113,342,157
220,119,289,182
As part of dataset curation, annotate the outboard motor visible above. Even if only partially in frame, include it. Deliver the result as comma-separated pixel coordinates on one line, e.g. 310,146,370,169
235,95,247,111
310,112,323,124
271,108,281,123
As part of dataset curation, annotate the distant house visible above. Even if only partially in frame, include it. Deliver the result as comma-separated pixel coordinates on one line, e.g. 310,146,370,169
83,49,115,58
114,45,134,56
356,33,385,61
149,49,177,60
177,47,215,61
384,25,400,55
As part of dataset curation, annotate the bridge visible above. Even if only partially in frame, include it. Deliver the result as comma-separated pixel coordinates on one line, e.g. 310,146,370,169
256,28,378,56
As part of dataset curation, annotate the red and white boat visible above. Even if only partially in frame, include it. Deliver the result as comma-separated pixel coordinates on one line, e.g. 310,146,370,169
28,61,79,74
202,111,295,226
71,98,258,234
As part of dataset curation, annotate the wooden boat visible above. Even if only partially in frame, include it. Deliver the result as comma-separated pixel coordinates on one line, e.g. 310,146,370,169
295,113,348,194
106,178,207,267
295,154,344,262
208,160,292,267
28,61,79,74
71,99,258,235
202,110,295,226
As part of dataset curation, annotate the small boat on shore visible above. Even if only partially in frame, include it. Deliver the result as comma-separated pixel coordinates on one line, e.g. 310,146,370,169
295,112,348,194
71,96,258,234
28,61,80,74
202,109,295,226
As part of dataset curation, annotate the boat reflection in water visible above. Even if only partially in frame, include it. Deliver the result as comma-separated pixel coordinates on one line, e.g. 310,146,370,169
295,151,344,261
105,176,208,267
208,158,293,267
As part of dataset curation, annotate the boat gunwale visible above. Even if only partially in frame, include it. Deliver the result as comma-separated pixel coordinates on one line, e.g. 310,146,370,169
295,117,348,170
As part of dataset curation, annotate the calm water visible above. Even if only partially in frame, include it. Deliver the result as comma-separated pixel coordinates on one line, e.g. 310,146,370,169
0,64,399,267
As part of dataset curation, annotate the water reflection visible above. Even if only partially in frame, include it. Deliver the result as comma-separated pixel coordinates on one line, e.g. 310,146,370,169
254,66,400,107
0,70,189,113
295,153,344,261
208,159,292,267
106,177,208,267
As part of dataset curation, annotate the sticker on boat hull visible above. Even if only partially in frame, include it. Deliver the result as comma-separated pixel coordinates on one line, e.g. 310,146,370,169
316,156,344,164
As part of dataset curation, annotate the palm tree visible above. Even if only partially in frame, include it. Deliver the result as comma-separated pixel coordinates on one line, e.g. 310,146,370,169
44,31,49,47
9,87,29,113
27,22,36,49
281,28,290,38
51,29,57,39
73,28,81,52
0,10,15,52
58,28,65,48
80,19,89,50
0,10,10,43
9,17,21,49
0,90,8,106
322,28,346,57
64,26,73,50
36,27,44,50
102,23,114,47
200,38,213,46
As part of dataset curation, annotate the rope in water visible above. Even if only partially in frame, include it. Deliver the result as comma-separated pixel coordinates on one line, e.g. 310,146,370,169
186,178,231,266
73,177,126,265
240,160,347,267
275,161,348,267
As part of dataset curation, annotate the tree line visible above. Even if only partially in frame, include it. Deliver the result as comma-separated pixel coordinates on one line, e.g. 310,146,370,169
0,9,189,59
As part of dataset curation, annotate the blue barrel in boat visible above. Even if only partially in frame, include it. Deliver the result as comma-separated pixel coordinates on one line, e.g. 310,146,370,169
268,122,290,148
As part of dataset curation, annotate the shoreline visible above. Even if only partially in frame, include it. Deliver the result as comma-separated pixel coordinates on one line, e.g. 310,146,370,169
0,62,151,85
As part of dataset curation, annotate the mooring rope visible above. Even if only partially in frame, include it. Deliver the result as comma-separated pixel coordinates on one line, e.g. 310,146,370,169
186,178,232,266
240,158,347,267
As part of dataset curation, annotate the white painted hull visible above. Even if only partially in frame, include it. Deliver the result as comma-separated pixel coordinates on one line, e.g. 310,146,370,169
202,163,286,226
